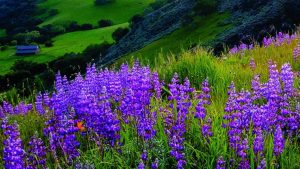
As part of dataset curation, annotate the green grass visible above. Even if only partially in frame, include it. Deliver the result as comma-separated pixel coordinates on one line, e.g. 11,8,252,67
0,23,128,75
0,29,6,38
117,13,231,66
38,0,154,26
118,34,300,103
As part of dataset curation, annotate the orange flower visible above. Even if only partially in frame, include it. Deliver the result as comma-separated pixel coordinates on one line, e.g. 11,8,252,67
77,121,86,132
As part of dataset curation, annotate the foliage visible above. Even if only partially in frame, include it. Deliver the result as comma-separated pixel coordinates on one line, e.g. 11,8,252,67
193,0,217,16
98,19,113,28
0,0,41,34
112,27,130,42
80,24,94,30
94,0,115,6
14,31,41,45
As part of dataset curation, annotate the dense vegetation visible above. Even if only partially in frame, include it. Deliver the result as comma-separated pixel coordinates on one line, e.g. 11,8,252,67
0,31,299,168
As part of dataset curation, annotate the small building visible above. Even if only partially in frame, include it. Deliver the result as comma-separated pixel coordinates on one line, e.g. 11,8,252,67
16,45,40,55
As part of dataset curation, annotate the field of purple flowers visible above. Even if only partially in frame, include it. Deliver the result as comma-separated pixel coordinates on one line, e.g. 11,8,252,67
0,32,300,169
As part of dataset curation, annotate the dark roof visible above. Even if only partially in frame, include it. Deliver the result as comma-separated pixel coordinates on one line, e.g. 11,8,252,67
16,50,38,54
16,45,39,50
16,45,39,55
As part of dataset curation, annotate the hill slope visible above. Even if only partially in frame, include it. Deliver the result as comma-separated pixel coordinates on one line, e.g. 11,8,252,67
0,23,127,75
39,0,154,26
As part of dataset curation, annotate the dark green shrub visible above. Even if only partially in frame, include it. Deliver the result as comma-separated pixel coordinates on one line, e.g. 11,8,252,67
193,0,217,16
80,24,94,30
112,27,129,42
10,60,47,75
94,0,115,6
0,45,8,51
130,14,144,27
45,40,53,47
67,21,81,31
98,19,113,28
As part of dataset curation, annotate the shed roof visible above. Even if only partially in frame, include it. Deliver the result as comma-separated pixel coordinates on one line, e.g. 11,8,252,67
16,45,39,50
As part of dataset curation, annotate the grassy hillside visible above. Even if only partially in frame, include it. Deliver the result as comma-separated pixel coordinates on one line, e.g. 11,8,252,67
39,0,154,26
0,23,128,75
117,13,231,66
115,32,300,103
0,0,154,75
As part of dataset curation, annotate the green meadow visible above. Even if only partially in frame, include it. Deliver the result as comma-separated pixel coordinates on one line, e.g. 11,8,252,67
38,0,155,26
0,23,128,75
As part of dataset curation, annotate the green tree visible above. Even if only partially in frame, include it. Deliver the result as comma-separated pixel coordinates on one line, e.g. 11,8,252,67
14,31,40,44
94,0,115,6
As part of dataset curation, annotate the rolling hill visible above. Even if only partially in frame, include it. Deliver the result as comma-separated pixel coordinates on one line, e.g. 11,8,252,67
0,0,153,75
0,23,127,75
38,0,155,26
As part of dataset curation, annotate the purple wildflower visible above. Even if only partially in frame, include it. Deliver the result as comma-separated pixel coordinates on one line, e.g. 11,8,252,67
2,119,25,169
280,63,294,97
257,158,266,169
216,156,226,169
26,133,47,169
253,128,264,156
293,43,300,61
151,158,159,169
249,58,256,71
138,160,145,169
273,125,285,156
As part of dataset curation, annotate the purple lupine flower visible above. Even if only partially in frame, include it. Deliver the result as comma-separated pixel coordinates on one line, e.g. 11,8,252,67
202,118,213,138
248,44,254,50
198,78,211,105
229,45,239,54
195,99,206,120
44,79,80,164
151,158,159,169
229,43,253,54
26,133,47,169
263,37,273,47
238,159,250,169
2,101,14,114
237,138,249,159
0,106,4,118
2,119,25,169
141,150,148,161
239,43,248,51
293,43,300,61
251,75,263,100
152,72,163,99
273,125,285,156
280,63,294,97
266,61,281,101
86,86,120,145
257,158,266,169
249,58,256,71
253,128,264,156
216,156,226,169
166,75,193,169
35,92,45,115
14,102,32,115
138,160,145,169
